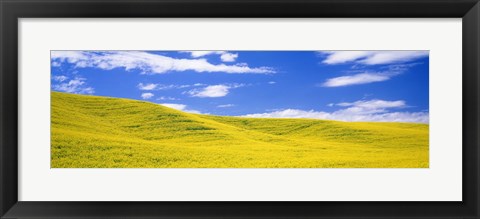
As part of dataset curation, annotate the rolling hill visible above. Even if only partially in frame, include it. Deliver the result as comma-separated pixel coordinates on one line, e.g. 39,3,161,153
51,91,429,168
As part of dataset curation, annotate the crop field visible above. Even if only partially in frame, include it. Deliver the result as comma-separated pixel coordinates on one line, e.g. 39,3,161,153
51,91,429,168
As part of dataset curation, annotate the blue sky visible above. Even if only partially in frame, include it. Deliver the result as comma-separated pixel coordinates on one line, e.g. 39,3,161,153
51,50,429,123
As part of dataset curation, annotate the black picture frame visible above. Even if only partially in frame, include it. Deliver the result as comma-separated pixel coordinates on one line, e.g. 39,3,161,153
1,0,479,218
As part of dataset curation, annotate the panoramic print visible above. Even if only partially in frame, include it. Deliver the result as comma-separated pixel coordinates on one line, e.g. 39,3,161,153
51,50,429,168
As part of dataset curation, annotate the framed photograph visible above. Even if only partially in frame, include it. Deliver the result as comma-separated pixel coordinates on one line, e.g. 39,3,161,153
1,0,479,218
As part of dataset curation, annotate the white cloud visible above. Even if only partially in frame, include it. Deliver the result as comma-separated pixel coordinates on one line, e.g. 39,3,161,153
268,81,276,84
336,99,405,109
185,51,239,62
155,84,190,90
320,51,429,65
187,51,219,58
51,51,273,74
160,103,201,114
321,51,373,65
241,99,428,123
243,109,331,119
52,75,68,82
51,61,61,67
141,92,154,99
333,99,406,115
217,104,235,108
137,83,158,90
139,83,203,91
321,60,418,88
359,51,429,65
220,53,238,62
52,77,94,94
51,51,89,63
157,96,178,101
160,103,187,110
138,83,242,94
186,84,245,98
187,85,230,98
322,72,390,87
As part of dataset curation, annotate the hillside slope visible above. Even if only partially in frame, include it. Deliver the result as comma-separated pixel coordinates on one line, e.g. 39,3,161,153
51,92,429,168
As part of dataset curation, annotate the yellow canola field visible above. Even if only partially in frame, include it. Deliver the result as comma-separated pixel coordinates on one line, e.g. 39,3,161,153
51,91,429,168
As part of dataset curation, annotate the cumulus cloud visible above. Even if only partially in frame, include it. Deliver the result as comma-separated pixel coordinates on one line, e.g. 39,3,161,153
336,99,405,108
186,84,245,98
159,103,186,110
217,104,235,108
321,62,414,87
241,99,428,123
52,75,68,82
138,83,223,92
187,85,230,98
51,51,89,63
137,83,158,90
243,109,331,119
52,77,94,94
322,72,391,87
157,96,178,101
141,92,154,99
149,84,192,90
333,99,406,115
51,51,273,74
51,61,61,67
184,51,239,62
319,51,429,65
186,51,219,58
220,53,238,62
137,82,226,93
160,103,201,114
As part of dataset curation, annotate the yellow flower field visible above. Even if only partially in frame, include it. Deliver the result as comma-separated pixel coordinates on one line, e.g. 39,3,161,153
51,91,429,168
